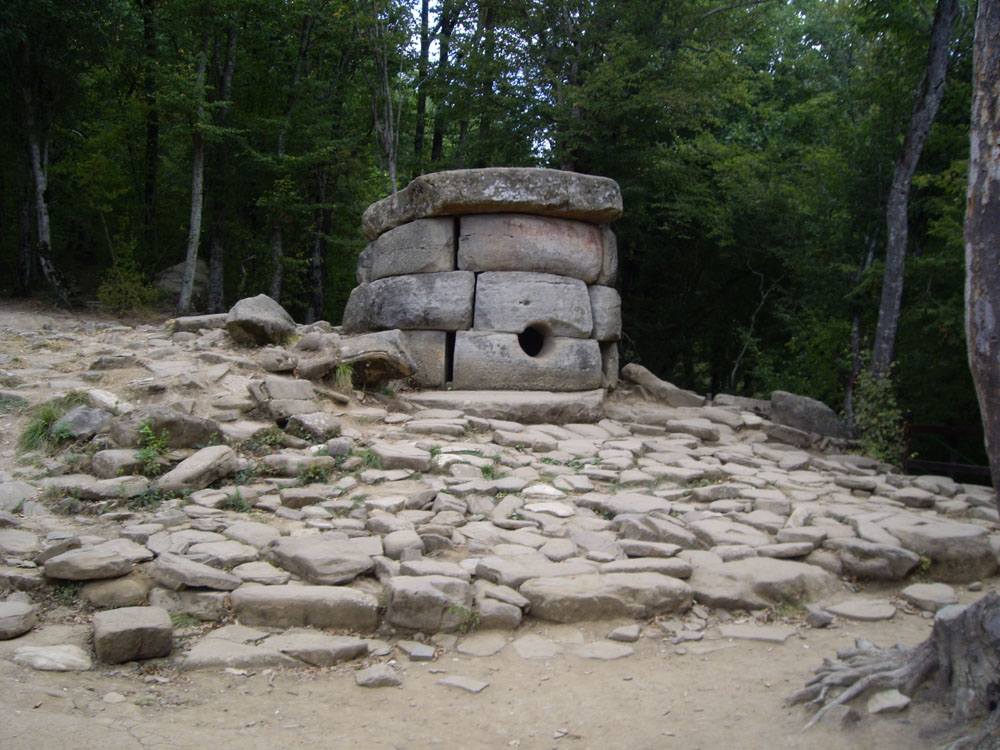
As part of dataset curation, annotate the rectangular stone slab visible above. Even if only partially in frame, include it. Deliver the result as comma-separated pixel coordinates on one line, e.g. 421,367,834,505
403,389,605,424
370,217,455,281
362,167,623,240
458,213,602,283
588,285,621,342
369,271,474,331
474,271,593,337
451,331,602,391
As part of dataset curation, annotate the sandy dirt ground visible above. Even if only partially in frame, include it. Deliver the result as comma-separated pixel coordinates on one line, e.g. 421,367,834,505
0,299,983,750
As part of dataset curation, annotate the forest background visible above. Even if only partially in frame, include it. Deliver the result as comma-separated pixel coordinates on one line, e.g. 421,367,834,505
0,0,987,476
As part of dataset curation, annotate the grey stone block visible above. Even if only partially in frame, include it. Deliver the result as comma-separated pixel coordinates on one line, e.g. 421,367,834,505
452,331,602,391
474,272,593,337
596,226,618,285
588,285,621,341
370,217,455,280
369,271,474,331
92,606,173,663
458,213,602,282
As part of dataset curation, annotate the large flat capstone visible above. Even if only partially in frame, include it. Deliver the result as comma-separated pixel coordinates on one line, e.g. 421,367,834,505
362,168,623,240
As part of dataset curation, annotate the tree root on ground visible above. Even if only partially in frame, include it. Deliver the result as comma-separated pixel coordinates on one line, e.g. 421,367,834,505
788,592,1000,748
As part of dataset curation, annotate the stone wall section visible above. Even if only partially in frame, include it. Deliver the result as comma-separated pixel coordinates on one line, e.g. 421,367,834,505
344,168,623,391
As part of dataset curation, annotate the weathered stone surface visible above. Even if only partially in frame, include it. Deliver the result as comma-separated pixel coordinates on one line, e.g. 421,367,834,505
687,557,840,609
370,440,433,472
363,168,623,240
824,538,921,581
355,664,401,687
231,585,379,631
386,574,473,632
0,528,40,556
368,272,475,331
187,540,259,568
476,556,597,589
473,272,594,337
405,389,604,423
899,582,957,612
382,529,425,560
717,624,797,644
13,644,93,671
261,631,368,666
770,390,850,439
338,329,418,384
92,606,173,663
617,514,698,548
158,445,238,492
588,286,621,342
596,226,618,286
521,572,693,622
110,405,220,449
232,561,290,585
286,412,342,441
225,294,295,345
689,519,771,548
459,214,602,283
150,552,242,591
452,331,602,391
0,600,37,639
44,545,133,581
224,521,281,550
599,557,692,579
148,587,230,621
825,599,896,621
868,689,911,714
879,515,997,582
51,406,111,440
369,217,455,280
181,638,299,670
81,571,153,608
172,313,227,332
0,481,37,513
268,536,374,585
397,330,447,387
620,364,706,407
91,449,145,479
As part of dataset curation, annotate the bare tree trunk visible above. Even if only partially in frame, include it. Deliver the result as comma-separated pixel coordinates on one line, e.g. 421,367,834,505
15,186,33,295
412,0,429,177
140,0,159,262
269,14,313,302
27,130,71,306
871,0,958,375
965,0,1000,514
176,37,209,315
430,5,459,164
844,238,876,428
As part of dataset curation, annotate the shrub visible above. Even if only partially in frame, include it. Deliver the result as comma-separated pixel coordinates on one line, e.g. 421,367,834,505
96,240,160,315
854,365,907,465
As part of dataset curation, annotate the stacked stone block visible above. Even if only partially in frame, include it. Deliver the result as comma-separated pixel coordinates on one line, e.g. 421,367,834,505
343,168,623,391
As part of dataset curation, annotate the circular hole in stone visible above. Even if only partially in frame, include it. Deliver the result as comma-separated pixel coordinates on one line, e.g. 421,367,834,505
517,326,546,357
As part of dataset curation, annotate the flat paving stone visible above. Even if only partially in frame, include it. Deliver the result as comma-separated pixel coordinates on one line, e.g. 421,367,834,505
825,598,896,621
457,632,507,657
717,624,797,644
512,633,560,660
573,641,634,660
437,675,489,693
607,624,641,643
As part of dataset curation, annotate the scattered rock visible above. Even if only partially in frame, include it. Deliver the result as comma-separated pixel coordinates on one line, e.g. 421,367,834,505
92,606,173,663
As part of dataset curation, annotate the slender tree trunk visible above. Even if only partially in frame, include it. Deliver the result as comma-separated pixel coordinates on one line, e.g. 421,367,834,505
965,0,1000,513
140,0,159,261
176,37,209,315
430,5,459,164
15,189,33,295
412,0,429,177
205,19,238,313
871,0,958,374
27,130,70,305
844,238,876,428
269,14,313,302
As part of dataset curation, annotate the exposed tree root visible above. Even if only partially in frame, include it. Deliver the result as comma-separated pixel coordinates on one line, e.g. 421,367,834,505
788,592,1000,747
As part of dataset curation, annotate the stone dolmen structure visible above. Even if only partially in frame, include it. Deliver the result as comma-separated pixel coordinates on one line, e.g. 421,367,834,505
343,168,623,392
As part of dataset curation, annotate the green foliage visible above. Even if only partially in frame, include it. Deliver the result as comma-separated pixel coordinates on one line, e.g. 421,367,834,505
49,581,82,607
448,605,481,634
96,239,160,315
334,362,355,392
239,427,286,456
135,421,169,477
853,366,907,465
0,397,28,414
221,490,253,513
355,448,383,470
296,464,332,486
126,486,172,511
481,463,505,480
169,612,202,628
18,393,90,451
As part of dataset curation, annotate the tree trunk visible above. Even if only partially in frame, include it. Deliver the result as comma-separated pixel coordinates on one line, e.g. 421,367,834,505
965,0,1000,515
790,592,1000,748
176,38,209,315
871,0,958,375
430,6,459,164
15,187,33,295
207,224,224,313
269,14,312,302
140,0,159,262
412,0,429,177
27,130,71,306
